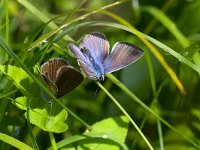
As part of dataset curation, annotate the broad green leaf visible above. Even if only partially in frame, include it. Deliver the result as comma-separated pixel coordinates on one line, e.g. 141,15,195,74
15,96,68,133
78,116,129,150
0,65,35,97
27,107,68,133
52,116,129,150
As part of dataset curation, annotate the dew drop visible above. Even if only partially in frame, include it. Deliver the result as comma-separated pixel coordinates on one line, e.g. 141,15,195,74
183,51,189,56
102,135,108,138
79,16,85,20
43,39,48,43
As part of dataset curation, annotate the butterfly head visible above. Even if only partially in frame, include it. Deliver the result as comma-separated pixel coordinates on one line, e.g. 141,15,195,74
97,75,104,82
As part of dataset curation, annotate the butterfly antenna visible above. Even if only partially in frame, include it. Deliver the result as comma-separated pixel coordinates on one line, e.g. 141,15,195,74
95,86,99,96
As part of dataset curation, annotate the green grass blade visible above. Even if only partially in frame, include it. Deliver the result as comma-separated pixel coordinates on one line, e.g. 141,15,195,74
142,6,190,48
97,82,154,150
0,133,34,150
26,0,126,50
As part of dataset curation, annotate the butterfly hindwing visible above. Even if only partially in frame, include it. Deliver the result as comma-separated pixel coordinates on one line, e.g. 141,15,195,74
55,65,83,98
78,60,98,80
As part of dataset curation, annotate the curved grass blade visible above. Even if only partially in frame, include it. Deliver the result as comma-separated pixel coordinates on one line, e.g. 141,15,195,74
141,6,190,48
17,0,73,42
97,82,154,150
26,0,126,50
0,133,34,150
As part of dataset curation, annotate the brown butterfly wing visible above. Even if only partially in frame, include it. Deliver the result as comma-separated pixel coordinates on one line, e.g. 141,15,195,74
41,58,67,83
41,58,83,98
55,66,83,98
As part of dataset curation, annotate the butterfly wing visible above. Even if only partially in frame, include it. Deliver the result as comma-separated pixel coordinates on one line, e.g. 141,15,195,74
68,43,100,80
77,60,99,80
103,42,144,74
40,74,58,97
68,43,90,64
41,58,67,96
80,32,110,63
41,58,83,98
41,58,67,83
55,66,83,98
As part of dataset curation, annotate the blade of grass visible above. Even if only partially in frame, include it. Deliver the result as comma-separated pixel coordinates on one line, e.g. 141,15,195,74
17,0,73,42
144,0,175,34
0,133,34,150
142,6,190,48
26,0,126,50
96,82,154,150
27,106,39,150
131,79,168,149
0,89,17,99
5,0,9,44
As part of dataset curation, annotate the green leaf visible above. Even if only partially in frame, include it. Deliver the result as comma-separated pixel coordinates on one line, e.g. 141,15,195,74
15,96,68,133
27,107,68,133
79,116,129,150
0,65,35,97
52,116,129,150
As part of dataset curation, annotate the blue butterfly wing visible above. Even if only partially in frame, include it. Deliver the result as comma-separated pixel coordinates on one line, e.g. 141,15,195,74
80,32,110,63
103,42,144,74
68,43,90,64
68,43,98,80
77,60,99,80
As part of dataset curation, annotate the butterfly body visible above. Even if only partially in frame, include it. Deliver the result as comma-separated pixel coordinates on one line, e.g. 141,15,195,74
78,49,105,81
68,32,144,81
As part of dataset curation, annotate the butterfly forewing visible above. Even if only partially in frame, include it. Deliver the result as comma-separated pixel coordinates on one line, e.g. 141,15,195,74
103,42,144,74
68,43,91,65
41,59,67,83
80,32,110,63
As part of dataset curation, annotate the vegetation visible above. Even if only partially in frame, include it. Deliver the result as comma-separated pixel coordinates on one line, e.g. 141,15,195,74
0,0,200,149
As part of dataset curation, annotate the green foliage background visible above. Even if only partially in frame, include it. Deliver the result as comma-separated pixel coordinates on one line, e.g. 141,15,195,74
0,0,200,149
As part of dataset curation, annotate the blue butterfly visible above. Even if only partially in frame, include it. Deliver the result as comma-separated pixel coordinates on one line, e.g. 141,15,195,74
68,32,144,81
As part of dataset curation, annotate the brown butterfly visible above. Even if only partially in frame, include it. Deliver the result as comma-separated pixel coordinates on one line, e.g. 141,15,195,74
40,58,83,98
